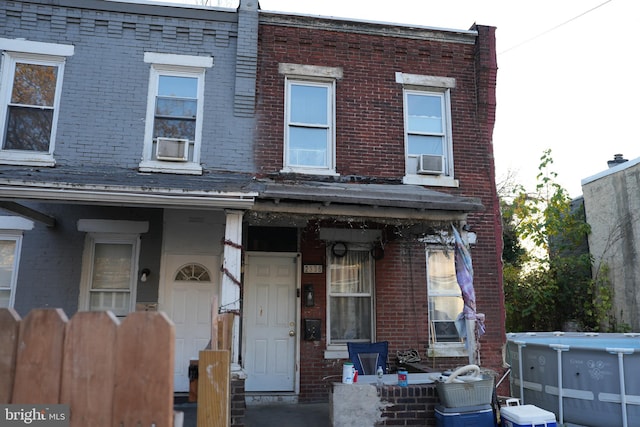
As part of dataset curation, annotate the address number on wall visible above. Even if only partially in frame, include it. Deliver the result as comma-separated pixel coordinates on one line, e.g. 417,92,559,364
303,264,323,274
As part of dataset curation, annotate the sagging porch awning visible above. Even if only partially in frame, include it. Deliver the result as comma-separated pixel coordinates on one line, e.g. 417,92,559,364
0,166,258,212
250,179,483,223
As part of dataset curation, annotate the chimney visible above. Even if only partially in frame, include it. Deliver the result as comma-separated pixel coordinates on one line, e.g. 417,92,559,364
607,153,628,168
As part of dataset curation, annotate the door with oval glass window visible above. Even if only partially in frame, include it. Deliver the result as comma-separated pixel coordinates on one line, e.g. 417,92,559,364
162,254,219,392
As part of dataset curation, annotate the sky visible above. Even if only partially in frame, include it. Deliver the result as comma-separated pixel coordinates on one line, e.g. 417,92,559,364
151,0,639,198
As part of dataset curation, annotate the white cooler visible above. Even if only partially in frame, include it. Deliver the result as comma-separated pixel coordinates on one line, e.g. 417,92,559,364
500,404,557,427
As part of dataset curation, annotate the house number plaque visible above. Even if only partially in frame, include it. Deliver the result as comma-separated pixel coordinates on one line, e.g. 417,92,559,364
303,264,323,274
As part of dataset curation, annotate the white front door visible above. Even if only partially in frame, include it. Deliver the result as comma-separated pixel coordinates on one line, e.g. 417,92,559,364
244,253,298,392
162,254,219,392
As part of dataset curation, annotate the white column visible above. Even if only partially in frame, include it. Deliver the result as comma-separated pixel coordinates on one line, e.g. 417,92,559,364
222,209,244,366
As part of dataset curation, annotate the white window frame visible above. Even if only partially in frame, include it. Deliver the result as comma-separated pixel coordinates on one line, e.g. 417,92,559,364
77,220,148,317
0,38,74,167
279,63,341,176
139,53,213,175
425,247,467,357
396,72,458,188
324,244,375,358
0,216,34,308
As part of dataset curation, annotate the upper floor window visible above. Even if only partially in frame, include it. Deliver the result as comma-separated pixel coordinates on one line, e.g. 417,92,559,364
0,38,74,167
327,246,374,346
286,80,333,171
407,91,447,167
0,216,34,308
279,63,341,176
140,53,213,175
396,72,457,188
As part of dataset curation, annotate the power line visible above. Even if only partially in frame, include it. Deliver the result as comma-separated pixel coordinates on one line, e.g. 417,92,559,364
499,0,613,55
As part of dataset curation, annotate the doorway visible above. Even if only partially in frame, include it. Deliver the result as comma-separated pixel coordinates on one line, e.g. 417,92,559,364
162,254,219,392
243,253,299,392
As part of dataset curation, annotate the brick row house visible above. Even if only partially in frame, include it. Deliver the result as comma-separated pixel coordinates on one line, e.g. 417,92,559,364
0,0,505,404
251,10,504,402
0,0,260,394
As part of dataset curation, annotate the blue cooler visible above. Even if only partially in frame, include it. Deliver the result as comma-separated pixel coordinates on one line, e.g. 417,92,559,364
500,405,557,427
435,404,496,427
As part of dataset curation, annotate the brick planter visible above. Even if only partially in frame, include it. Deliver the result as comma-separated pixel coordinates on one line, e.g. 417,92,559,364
331,382,440,426
378,384,440,426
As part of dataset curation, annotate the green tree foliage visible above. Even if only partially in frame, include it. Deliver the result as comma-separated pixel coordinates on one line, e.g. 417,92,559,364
501,150,614,332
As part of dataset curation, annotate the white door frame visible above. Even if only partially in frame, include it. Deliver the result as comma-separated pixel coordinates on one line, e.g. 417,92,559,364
243,251,301,394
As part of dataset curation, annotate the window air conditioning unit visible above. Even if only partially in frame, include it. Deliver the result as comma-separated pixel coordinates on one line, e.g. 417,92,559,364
417,154,444,175
156,137,189,162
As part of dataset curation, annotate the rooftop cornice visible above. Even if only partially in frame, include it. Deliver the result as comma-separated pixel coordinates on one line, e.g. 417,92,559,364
15,0,239,22
259,11,478,44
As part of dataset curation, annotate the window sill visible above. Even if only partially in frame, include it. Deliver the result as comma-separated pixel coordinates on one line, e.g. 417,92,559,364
139,160,202,175
0,152,55,167
324,345,348,359
280,167,339,177
403,174,458,188
426,343,468,358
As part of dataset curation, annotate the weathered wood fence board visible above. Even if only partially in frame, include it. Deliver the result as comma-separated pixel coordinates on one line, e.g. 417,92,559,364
196,296,232,427
0,307,20,404
0,308,177,427
113,311,175,427
61,311,119,427
197,349,230,427
217,313,234,352
12,308,68,404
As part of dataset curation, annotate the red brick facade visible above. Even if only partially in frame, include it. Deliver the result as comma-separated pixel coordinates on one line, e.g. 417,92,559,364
254,16,505,402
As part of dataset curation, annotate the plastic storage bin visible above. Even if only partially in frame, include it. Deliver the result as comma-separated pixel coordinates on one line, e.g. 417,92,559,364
436,375,495,407
500,404,557,427
435,404,496,427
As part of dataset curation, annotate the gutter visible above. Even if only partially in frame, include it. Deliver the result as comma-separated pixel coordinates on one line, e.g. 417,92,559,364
0,183,256,210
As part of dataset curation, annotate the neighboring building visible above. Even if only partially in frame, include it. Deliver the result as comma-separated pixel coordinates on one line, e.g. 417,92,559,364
0,0,259,393
250,11,504,401
582,154,640,331
0,0,506,404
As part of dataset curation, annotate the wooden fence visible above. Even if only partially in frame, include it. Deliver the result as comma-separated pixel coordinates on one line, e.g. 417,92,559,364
0,308,177,427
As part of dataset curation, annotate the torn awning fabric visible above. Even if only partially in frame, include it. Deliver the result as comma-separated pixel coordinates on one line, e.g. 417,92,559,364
452,225,485,346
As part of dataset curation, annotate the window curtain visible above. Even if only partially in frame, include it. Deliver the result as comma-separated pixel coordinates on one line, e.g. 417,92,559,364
329,250,372,342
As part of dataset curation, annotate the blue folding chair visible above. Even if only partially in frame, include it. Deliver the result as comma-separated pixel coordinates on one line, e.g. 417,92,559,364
347,341,389,375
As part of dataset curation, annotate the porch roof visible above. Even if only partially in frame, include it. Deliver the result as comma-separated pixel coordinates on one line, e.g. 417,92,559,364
251,179,483,222
0,166,483,222
0,166,258,210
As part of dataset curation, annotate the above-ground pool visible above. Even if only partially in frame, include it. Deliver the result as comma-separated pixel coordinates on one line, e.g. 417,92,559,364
506,332,640,427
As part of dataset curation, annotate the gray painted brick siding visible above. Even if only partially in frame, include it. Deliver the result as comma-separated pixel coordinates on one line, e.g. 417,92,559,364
12,203,163,317
0,0,258,314
0,0,257,172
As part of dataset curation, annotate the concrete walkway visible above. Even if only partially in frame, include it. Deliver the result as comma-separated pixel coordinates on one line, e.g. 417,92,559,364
175,402,331,427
